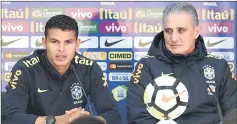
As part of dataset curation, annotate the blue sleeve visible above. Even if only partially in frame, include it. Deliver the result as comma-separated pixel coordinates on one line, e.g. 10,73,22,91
3,62,39,124
220,60,237,115
89,62,121,124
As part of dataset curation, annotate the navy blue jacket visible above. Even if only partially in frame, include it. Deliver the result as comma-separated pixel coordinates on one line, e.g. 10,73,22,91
3,49,121,124
127,31,237,124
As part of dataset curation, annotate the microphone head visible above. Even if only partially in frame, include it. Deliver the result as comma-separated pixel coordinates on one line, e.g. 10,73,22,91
70,65,75,70
70,116,106,124
223,108,237,124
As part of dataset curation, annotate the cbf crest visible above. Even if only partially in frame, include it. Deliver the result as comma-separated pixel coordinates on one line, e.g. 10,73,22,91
70,83,83,100
203,65,215,80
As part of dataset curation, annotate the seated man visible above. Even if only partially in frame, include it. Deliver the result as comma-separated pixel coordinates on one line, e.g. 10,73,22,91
3,15,121,124
127,2,237,124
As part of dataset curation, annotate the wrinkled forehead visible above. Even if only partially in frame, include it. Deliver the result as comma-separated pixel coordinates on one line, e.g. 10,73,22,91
163,11,195,29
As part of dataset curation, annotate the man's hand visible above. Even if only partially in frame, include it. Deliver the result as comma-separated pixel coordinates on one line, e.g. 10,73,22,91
35,114,70,124
65,107,90,122
55,114,70,124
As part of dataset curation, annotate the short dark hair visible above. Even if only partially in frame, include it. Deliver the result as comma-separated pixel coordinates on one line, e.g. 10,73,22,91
44,14,78,38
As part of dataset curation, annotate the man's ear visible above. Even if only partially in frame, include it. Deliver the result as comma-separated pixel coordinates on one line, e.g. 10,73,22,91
42,37,46,48
195,26,200,39
76,38,80,49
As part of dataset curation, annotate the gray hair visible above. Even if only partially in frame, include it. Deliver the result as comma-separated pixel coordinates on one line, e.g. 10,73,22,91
162,2,199,26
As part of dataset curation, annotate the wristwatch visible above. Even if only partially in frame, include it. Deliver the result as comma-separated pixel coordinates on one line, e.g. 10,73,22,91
45,116,56,124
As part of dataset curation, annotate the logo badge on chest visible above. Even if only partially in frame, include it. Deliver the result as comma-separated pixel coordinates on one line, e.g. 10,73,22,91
70,83,83,100
203,65,215,80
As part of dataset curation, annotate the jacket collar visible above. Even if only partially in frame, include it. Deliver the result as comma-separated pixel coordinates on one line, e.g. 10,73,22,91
40,50,74,79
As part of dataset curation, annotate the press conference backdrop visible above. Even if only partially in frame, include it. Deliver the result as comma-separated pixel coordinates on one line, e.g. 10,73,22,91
1,1,236,124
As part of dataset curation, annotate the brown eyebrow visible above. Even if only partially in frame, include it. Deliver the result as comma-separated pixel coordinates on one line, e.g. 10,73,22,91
177,27,186,29
48,38,59,41
164,28,172,30
164,28,172,31
48,38,75,42
65,38,74,41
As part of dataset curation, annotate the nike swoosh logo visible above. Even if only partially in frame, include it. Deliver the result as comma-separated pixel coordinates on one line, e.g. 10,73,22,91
104,39,125,47
1,38,23,47
35,38,42,47
161,72,173,76
162,90,186,102
138,40,152,47
206,39,227,47
80,38,91,44
37,88,49,93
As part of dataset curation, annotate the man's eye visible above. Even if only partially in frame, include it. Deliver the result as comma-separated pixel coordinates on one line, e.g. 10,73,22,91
51,40,57,43
165,29,171,33
178,29,185,33
66,40,73,44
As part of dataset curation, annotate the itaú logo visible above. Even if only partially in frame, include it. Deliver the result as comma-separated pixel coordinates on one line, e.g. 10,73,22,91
133,22,162,33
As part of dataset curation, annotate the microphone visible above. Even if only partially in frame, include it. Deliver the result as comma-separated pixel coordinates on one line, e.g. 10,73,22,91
199,69,223,123
70,65,94,116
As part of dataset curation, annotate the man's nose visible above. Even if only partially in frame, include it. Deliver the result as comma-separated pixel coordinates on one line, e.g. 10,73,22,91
57,43,64,52
171,32,180,42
